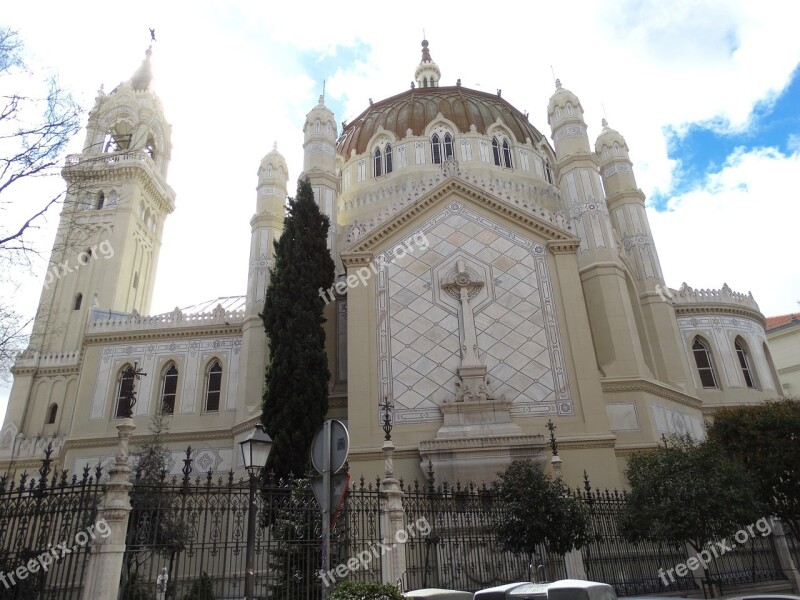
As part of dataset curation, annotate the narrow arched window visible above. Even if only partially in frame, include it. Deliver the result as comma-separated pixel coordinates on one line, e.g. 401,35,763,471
423,77,428,87
74,293,83,310
374,147,382,177
444,133,454,160
205,360,223,412
46,404,58,425
315,119,321,133
544,159,554,184
431,134,442,164
267,164,273,178
492,137,501,166
692,337,718,389
385,144,393,174
735,338,757,388
502,140,513,168
97,192,105,210
160,364,179,415
115,365,136,419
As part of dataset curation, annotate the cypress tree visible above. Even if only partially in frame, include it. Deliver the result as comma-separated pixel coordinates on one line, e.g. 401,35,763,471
261,177,335,478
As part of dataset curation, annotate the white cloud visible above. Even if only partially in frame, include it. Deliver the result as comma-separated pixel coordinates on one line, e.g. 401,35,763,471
650,145,800,316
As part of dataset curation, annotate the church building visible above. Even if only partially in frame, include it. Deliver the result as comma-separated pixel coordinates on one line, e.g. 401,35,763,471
0,41,780,487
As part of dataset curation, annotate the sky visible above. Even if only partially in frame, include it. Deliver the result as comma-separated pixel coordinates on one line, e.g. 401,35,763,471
2,0,800,414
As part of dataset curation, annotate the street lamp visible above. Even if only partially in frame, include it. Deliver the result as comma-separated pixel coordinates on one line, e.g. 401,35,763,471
239,424,273,600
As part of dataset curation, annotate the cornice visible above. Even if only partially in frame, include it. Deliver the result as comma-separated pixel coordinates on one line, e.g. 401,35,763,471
84,324,243,345
601,377,702,410
673,304,765,327
557,434,618,450
614,443,658,457
61,428,235,453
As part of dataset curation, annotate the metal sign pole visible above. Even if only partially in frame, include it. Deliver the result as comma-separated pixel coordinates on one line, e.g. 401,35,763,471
321,419,331,600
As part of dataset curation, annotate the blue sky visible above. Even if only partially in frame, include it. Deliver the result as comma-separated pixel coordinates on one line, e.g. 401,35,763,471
656,66,800,209
1,0,800,414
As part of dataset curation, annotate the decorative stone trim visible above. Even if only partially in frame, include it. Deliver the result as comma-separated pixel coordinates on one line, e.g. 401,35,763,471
600,378,702,410
614,443,658,457
556,435,618,450
344,177,576,258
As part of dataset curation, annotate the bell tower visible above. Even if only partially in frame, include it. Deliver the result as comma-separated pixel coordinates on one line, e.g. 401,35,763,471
29,46,176,355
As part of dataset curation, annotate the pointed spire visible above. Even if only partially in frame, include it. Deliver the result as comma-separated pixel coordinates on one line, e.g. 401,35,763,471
414,38,441,88
130,46,153,91
421,39,432,63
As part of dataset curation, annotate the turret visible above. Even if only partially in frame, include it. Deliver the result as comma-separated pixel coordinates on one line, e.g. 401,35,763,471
248,143,289,311
547,80,615,261
547,81,651,379
595,120,664,289
301,94,337,252
596,121,694,389
414,39,441,88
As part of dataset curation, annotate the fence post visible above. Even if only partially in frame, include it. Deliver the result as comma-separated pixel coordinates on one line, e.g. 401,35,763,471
380,437,407,589
771,520,800,593
82,418,135,600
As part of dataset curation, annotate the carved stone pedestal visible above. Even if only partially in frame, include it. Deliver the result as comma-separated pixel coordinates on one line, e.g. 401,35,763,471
419,433,547,486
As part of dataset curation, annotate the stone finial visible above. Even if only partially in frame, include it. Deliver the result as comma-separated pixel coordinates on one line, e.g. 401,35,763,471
555,78,562,89
601,118,608,128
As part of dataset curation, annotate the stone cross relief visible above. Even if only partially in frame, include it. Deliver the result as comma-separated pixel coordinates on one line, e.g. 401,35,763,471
440,259,498,403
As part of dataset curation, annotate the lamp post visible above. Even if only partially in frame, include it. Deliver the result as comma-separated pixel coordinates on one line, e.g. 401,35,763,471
239,423,273,600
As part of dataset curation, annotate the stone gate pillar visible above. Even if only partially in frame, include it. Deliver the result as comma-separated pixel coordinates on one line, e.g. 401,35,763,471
380,438,407,589
82,418,135,600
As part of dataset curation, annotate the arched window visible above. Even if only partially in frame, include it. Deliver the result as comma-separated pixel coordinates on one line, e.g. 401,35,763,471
315,119,321,133
145,136,156,160
502,140,513,168
327,122,333,137
544,159,554,184
115,365,136,419
46,404,58,425
735,337,757,388
160,363,179,415
205,360,223,412
74,293,83,310
423,77,428,87
373,147,382,177
692,337,718,389
492,137,501,166
267,164,273,178
97,192,105,210
385,144,393,174
444,134,454,160
431,134,442,164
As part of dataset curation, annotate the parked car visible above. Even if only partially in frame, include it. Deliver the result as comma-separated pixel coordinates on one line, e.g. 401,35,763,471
474,579,617,600
724,595,800,600
405,588,474,599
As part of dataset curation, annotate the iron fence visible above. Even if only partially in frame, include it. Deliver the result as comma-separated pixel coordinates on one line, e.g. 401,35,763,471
783,523,800,578
121,449,383,600
400,475,566,593
0,445,104,600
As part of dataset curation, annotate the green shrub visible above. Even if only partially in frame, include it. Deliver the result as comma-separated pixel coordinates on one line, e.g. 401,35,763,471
329,581,405,600
183,572,214,600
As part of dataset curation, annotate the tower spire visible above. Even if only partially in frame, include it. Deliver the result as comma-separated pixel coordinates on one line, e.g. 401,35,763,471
414,38,441,88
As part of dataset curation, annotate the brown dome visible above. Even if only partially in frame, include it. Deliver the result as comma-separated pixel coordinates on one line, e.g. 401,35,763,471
337,86,546,157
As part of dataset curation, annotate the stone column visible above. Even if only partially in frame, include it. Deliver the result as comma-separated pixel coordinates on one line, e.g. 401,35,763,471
82,418,135,600
379,439,407,590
